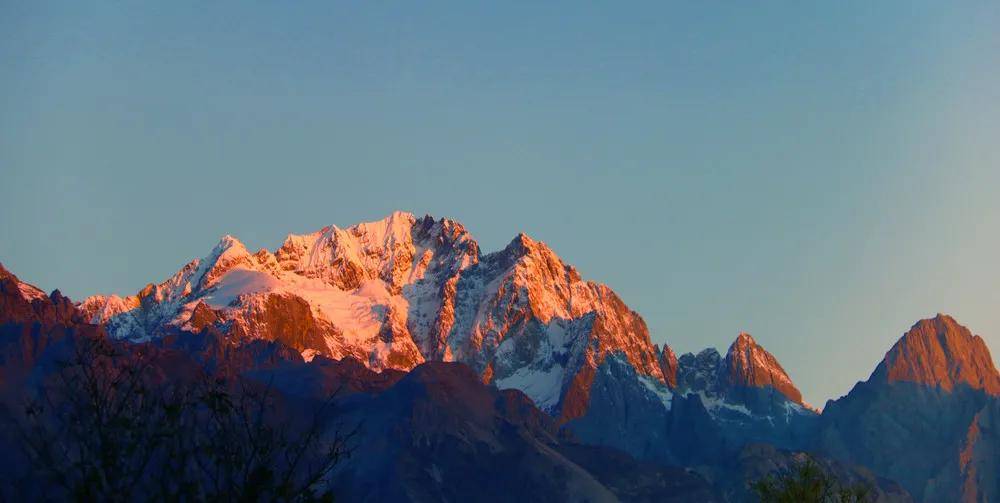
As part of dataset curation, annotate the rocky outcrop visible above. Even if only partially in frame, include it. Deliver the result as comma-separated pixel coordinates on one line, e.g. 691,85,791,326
657,344,679,388
955,400,1000,503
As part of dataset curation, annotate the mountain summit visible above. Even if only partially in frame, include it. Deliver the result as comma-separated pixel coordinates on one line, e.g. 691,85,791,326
818,314,1000,501
877,313,1000,395
722,332,804,404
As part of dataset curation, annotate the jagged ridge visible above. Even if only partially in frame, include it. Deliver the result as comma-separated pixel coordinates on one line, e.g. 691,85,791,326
79,212,668,421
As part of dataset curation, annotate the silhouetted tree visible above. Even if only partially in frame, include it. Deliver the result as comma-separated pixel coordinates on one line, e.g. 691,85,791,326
10,335,356,501
751,456,872,503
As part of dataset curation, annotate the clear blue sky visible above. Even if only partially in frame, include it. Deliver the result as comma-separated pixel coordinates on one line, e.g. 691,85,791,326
3,1,1000,406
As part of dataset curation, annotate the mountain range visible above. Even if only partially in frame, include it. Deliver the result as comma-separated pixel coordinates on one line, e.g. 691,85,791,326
4,211,1000,501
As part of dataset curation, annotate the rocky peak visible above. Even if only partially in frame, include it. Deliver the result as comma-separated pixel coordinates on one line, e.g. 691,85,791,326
722,332,803,404
504,232,536,256
274,212,478,292
0,263,43,324
445,229,668,418
491,233,574,276
0,263,85,327
412,214,474,249
0,262,14,282
197,235,253,290
79,294,133,324
879,313,1000,395
656,344,679,388
677,348,723,393
0,262,47,302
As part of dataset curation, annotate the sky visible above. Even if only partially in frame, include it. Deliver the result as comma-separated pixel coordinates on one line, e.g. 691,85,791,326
3,1,1000,406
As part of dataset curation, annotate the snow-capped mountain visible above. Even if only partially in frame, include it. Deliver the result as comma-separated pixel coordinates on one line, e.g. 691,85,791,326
80,211,666,420
13,242,1000,501
0,263,722,502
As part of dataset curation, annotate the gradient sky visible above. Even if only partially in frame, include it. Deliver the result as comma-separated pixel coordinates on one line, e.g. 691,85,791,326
3,1,1000,406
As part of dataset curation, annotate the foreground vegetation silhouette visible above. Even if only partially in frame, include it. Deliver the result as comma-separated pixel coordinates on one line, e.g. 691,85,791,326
9,336,356,501
751,456,873,503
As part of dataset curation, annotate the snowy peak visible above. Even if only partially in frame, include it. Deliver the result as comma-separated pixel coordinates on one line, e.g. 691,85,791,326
722,332,803,404
197,234,254,290
274,211,478,292
74,211,673,420
879,314,1000,395
79,294,139,324
449,229,667,418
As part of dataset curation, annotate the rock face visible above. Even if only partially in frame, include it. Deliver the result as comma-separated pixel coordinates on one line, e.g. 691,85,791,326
0,263,103,387
657,344,679,388
723,332,804,405
817,314,1000,502
0,270,719,502
672,333,817,452
567,333,817,469
0,263,86,329
881,314,1000,395
80,212,669,421
565,354,677,466
327,361,720,503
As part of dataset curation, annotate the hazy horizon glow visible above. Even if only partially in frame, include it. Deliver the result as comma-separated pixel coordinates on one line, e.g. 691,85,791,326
3,1,1000,405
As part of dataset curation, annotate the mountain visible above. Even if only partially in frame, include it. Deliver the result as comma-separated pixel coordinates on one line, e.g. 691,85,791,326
0,267,720,502
323,360,720,502
672,333,817,449
674,332,809,410
880,314,1000,395
567,332,817,470
75,210,820,465
14,212,1000,501
80,212,667,421
0,263,105,388
722,332,805,405
817,314,1000,502
0,263,84,329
